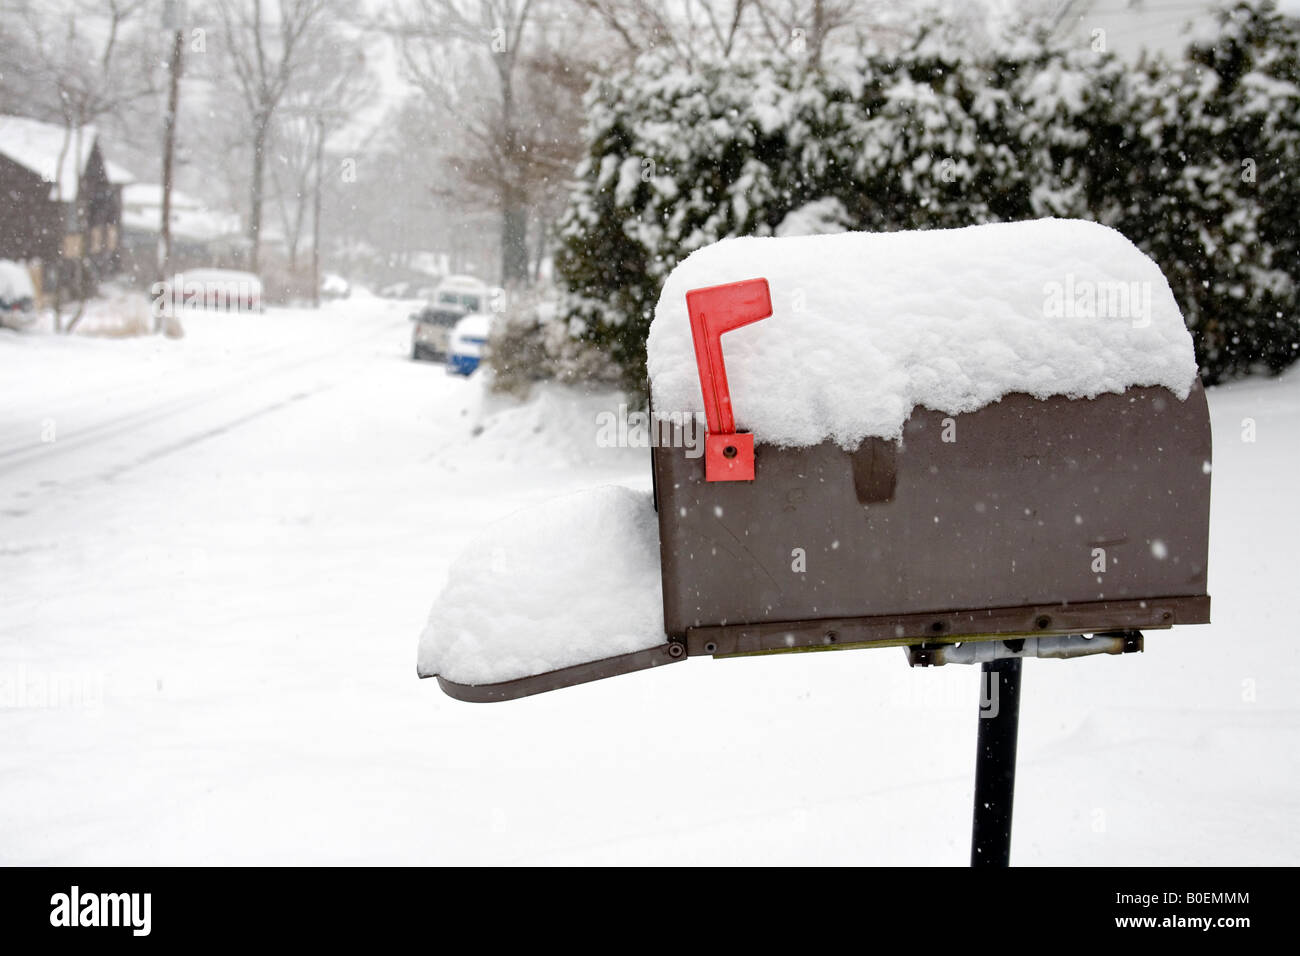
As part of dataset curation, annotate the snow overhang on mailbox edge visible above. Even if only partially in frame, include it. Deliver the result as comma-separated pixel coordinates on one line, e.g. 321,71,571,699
417,486,665,686
647,218,1198,449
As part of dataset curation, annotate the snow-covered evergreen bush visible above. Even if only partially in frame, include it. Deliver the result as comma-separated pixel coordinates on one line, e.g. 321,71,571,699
552,0,1298,393
1118,1,1300,380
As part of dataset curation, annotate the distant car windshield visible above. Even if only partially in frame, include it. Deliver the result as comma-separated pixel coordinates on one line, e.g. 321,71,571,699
437,291,481,310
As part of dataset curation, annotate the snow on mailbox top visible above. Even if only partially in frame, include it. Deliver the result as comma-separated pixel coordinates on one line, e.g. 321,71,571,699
647,218,1198,449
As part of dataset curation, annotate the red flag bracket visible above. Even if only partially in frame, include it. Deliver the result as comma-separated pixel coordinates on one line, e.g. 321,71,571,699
685,277,771,482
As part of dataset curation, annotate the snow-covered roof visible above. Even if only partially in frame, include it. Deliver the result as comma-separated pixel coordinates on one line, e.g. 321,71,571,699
120,182,243,243
104,158,135,185
0,114,120,201
122,182,204,210
648,218,1198,449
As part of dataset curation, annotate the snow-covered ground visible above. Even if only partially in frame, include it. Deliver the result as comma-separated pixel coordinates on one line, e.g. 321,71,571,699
1,293,1296,864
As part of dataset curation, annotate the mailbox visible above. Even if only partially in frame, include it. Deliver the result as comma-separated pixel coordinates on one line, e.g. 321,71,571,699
647,219,1210,667
422,218,1211,702
418,218,1213,866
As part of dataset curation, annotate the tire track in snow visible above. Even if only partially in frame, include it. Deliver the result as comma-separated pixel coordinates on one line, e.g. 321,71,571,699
0,325,397,506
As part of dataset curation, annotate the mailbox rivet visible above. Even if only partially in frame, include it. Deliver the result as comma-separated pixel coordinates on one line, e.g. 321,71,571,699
704,641,717,654
1035,615,1052,630
668,643,685,658
930,620,946,634
723,445,738,459
824,630,838,644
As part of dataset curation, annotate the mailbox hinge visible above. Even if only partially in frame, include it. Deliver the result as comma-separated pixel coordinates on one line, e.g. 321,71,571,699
906,631,1143,667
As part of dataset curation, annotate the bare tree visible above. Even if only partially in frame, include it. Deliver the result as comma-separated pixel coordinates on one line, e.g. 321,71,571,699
14,0,156,126
215,0,333,274
269,45,372,276
572,0,884,67
315,97,496,281
571,0,702,64
390,0,546,287
512,43,590,279
749,0,864,68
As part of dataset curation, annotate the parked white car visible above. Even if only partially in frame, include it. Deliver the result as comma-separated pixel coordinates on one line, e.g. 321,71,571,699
320,272,351,299
156,268,263,314
0,259,36,328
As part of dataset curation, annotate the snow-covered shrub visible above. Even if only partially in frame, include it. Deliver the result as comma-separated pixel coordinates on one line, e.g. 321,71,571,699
1115,1,1300,381
553,0,1298,393
485,290,621,398
1009,0,1299,381
68,288,161,338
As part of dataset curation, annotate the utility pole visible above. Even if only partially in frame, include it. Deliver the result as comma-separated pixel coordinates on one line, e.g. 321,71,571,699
311,115,324,309
159,2,185,329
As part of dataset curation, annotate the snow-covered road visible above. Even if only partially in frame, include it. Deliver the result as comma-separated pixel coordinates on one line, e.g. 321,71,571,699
2,295,1297,864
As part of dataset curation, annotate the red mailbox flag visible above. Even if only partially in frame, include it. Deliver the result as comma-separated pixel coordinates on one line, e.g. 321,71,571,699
685,278,772,482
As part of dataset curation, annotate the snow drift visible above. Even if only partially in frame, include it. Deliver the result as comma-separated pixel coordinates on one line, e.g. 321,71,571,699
647,218,1198,449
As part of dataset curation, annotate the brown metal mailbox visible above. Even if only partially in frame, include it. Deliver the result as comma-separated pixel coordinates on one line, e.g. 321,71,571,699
651,381,1211,659
425,230,1214,866
428,234,1215,705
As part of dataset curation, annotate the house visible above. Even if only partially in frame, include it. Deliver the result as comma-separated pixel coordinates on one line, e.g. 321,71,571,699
117,182,247,284
0,114,133,300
